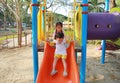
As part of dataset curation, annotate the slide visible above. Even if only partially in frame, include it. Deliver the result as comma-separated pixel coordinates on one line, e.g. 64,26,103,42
36,42,80,83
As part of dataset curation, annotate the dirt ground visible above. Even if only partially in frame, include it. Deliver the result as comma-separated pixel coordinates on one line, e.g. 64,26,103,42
0,45,120,83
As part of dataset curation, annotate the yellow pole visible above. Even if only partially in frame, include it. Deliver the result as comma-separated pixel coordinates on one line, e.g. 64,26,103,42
74,0,76,40
44,0,46,40
29,4,32,16
78,6,82,46
74,3,82,46
67,12,70,41
37,6,42,45
68,11,74,41
68,13,70,28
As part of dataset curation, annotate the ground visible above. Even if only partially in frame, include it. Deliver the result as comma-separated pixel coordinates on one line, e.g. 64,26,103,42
0,45,120,83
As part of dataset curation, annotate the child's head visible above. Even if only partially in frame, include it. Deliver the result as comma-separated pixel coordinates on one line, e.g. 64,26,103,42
56,32,64,43
55,22,63,32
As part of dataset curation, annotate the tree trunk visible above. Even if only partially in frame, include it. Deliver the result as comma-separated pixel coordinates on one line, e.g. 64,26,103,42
17,19,22,47
110,0,117,8
16,0,22,47
3,10,6,30
1,0,23,47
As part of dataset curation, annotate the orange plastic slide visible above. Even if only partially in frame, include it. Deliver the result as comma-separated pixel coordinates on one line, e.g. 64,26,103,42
36,42,80,83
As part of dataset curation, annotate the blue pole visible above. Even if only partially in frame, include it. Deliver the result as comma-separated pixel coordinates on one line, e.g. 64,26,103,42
105,0,110,11
101,0,109,64
101,40,106,64
32,0,38,83
80,0,88,83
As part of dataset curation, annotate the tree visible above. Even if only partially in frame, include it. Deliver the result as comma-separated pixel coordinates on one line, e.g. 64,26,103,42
109,0,120,13
1,0,31,47
110,0,117,8
0,5,4,27
21,0,31,27
110,0,120,8
88,0,105,12
0,3,15,28
46,0,70,25
0,3,7,29
116,0,120,7
52,13,67,24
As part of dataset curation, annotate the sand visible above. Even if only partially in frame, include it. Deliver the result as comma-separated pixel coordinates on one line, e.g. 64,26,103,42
0,45,120,83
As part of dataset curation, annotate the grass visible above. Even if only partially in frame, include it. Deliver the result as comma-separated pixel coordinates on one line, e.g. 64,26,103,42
0,35,17,41
0,34,25,43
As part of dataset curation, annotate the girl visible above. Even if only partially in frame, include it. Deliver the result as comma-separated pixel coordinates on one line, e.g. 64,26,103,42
53,22,65,40
51,22,67,76
50,32,68,77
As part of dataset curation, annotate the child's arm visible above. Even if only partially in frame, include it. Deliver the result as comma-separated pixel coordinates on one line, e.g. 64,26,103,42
63,39,69,48
64,39,71,44
49,40,56,46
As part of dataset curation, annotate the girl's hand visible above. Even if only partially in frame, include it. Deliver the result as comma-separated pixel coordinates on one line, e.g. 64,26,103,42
49,42,55,46
66,40,70,44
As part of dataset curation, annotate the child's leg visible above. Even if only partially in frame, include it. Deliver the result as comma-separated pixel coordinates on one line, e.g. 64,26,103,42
51,57,58,75
62,59,67,76
52,57,58,71
62,59,67,72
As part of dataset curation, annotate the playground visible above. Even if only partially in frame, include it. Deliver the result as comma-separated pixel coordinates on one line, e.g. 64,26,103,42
0,0,120,83
0,45,120,83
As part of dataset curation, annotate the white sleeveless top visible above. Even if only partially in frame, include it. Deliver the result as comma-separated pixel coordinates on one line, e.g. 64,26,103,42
54,39,67,55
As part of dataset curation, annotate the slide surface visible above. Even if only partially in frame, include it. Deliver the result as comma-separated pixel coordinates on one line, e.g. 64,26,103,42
36,42,80,83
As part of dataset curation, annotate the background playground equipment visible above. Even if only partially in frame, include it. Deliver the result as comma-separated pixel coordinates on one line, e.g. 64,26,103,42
38,7,54,45
31,0,120,83
37,0,82,45
29,2,47,45
74,4,82,46
64,2,82,46
87,13,120,40
37,2,46,45
67,11,74,41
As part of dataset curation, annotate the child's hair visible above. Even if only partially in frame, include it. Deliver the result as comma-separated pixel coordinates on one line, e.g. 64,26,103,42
54,22,64,39
56,22,63,27
55,32,64,39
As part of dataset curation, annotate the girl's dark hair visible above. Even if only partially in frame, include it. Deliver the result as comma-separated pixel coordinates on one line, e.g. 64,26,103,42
54,31,64,39
56,22,63,27
55,32,64,39
54,22,63,39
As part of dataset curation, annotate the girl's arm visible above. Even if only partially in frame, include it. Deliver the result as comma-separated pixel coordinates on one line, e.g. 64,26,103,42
49,40,56,46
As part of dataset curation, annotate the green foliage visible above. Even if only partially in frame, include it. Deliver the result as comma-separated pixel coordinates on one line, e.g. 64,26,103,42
0,6,4,21
116,0,120,7
1,0,31,27
110,7,120,13
64,28,74,40
88,0,105,12
108,6,120,47
52,13,68,24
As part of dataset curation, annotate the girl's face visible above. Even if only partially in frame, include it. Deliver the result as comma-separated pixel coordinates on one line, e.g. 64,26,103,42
57,38,63,43
56,25,62,32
